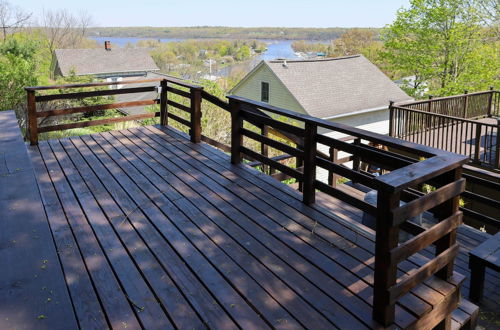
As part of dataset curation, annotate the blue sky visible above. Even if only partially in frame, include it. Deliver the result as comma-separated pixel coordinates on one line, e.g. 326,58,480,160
16,0,410,28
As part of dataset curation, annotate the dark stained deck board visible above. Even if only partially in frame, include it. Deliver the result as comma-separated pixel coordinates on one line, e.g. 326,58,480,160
141,128,460,322
0,111,78,330
150,125,486,325
104,129,377,328
20,123,488,329
75,135,272,330
61,138,236,329
35,141,163,329
135,127,444,321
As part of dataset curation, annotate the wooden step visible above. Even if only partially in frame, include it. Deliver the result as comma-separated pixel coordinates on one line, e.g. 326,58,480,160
451,298,479,330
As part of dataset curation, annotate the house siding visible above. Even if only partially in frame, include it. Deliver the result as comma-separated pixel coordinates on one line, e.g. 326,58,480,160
232,64,306,114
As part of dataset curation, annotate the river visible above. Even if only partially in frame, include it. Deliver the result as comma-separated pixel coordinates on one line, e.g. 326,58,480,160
90,37,328,78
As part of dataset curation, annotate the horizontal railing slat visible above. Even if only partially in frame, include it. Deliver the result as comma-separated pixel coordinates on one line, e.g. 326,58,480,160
166,86,191,98
315,157,377,189
315,180,377,215
391,179,466,225
241,128,303,157
241,110,305,137
167,112,190,127
167,99,191,113
36,99,159,118
390,212,462,264
316,134,413,170
240,146,304,181
201,90,231,111
38,112,159,133
200,135,231,152
388,244,459,304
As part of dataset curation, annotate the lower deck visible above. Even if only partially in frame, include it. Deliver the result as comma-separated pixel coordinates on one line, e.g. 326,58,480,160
0,122,488,329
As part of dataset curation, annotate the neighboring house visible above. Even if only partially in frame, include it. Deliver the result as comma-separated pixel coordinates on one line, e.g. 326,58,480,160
52,41,160,81
230,55,413,182
52,41,161,115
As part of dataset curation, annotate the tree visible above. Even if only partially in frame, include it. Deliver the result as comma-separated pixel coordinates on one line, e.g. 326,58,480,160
333,29,376,56
41,9,93,53
0,0,31,41
381,0,499,97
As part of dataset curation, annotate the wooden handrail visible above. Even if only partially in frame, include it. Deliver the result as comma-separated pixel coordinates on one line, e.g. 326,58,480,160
394,90,497,107
24,78,163,91
393,105,498,127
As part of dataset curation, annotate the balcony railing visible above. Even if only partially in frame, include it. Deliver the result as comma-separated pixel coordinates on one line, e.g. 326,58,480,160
390,89,499,169
25,78,468,327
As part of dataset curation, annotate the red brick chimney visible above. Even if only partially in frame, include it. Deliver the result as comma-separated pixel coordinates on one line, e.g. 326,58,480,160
104,41,111,51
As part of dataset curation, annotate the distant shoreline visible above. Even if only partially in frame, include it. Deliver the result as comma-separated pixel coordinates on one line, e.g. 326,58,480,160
87,27,380,41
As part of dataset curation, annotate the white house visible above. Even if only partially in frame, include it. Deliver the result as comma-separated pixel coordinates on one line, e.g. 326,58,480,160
230,55,413,182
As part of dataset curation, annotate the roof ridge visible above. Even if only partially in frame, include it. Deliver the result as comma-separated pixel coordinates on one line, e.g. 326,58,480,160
268,54,361,64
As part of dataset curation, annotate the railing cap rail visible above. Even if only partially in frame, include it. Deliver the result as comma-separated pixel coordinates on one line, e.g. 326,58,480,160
393,89,498,107
25,76,203,91
392,105,499,127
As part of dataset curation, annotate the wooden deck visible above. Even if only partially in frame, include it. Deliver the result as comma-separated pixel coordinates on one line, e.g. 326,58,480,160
0,121,478,329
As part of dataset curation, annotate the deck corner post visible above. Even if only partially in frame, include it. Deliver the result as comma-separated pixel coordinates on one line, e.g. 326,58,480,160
229,98,242,164
26,89,38,145
372,189,400,326
302,121,317,205
189,86,203,143
159,79,168,127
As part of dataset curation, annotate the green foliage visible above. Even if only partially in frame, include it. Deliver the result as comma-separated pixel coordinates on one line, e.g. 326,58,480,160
0,53,37,110
381,0,499,97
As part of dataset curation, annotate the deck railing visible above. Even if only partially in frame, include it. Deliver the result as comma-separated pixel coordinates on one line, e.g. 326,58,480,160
390,89,500,169
226,95,467,326
26,78,468,327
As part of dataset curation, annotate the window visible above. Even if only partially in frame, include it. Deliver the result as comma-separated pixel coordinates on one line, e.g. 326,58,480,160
261,82,269,102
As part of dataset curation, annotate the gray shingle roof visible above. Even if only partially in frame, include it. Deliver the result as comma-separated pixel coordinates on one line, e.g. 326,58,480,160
266,55,412,118
54,48,159,77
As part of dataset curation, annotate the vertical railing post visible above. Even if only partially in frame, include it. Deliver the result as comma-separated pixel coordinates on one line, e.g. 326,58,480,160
261,124,269,174
474,123,482,163
495,119,500,169
373,189,400,326
462,90,469,118
388,101,394,137
159,79,168,126
296,146,304,192
302,121,317,205
229,98,242,164
189,86,203,143
487,86,494,117
328,146,338,188
26,89,38,145
352,138,361,172
428,95,433,113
